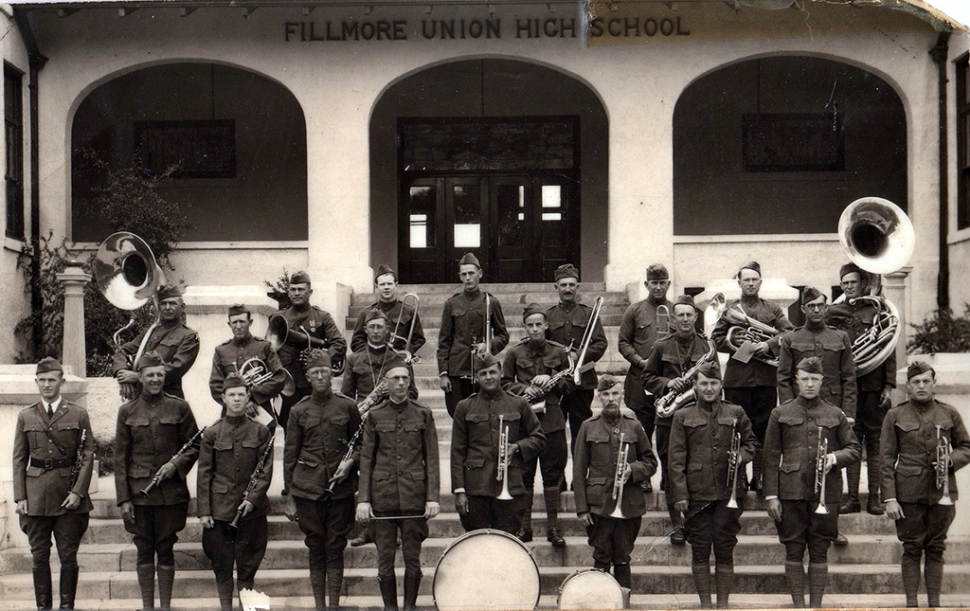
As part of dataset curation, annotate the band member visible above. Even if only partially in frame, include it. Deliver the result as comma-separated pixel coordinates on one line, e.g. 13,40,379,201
669,362,757,609
880,361,970,608
13,357,95,611
273,271,347,430
350,264,426,356
357,360,440,611
343,309,418,403
617,263,674,492
764,357,860,609
209,303,286,426
112,284,200,399
711,261,793,495
641,294,717,545
437,253,510,417
502,303,573,546
544,264,608,463
451,352,546,533
827,263,895,515
573,375,657,593
198,374,273,611
283,350,360,611
115,351,201,611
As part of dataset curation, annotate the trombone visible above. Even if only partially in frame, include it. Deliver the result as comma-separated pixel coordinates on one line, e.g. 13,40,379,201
389,293,421,363
814,427,830,515
496,415,513,500
471,293,493,384
609,433,630,518
574,296,604,385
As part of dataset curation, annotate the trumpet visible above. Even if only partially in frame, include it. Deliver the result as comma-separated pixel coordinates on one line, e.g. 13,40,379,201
140,426,206,497
936,425,954,506
389,293,421,363
609,433,630,519
574,296,604,385
814,427,830,514
655,337,717,418
726,420,742,509
497,415,513,500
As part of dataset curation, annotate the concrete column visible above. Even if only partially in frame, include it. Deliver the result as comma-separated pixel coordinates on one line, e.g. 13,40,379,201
57,261,92,378
883,266,912,378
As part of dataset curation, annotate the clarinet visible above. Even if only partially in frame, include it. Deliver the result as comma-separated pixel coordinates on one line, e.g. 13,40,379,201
140,426,207,497
69,429,87,490
325,382,389,494
231,437,275,528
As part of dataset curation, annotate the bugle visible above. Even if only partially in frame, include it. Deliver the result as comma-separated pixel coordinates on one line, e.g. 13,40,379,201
725,420,742,509
814,427,829,515
497,415,513,500
609,433,629,518
936,425,954,506
574,296,604,385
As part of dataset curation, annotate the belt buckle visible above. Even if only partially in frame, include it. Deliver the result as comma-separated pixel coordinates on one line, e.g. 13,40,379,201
43,457,53,470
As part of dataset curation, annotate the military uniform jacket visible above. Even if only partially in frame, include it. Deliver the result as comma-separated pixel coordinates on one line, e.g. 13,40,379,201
13,400,95,516
436,289,509,377
711,298,793,388
341,344,418,402
350,299,426,355
197,415,273,522
358,399,440,513
641,333,719,419
777,325,857,418
617,297,675,382
826,301,896,392
111,321,200,398
283,390,361,501
545,302,608,390
114,392,200,506
501,338,571,433
451,389,546,497
573,412,657,517
763,396,861,502
880,399,970,505
209,334,286,407
668,400,757,504
273,305,347,390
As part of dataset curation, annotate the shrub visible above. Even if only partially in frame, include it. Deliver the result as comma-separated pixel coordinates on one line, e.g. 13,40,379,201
907,304,970,354
265,267,294,309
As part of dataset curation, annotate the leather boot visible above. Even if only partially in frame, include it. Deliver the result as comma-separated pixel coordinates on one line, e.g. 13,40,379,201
715,564,733,609
520,490,534,531
784,561,805,609
403,570,422,611
135,563,155,610
216,579,235,611
613,563,632,590
668,505,685,545
901,555,921,608
543,487,565,548
840,461,861,514
691,563,713,609
32,565,53,611
309,567,327,611
156,564,175,611
808,563,827,609
379,575,399,610
326,567,343,610
865,459,884,515
238,580,254,610
924,558,944,608
58,565,79,609
620,587,632,610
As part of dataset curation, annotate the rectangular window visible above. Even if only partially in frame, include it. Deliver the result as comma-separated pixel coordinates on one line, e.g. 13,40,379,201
957,54,970,229
4,63,23,240
742,113,845,172
135,120,236,179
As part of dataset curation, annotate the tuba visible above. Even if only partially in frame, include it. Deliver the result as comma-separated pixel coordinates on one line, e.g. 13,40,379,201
834,197,915,377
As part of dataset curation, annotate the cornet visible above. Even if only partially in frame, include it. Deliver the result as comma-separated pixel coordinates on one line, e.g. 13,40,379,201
726,420,742,509
609,433,630,518
814,427,830,514
496,415,513,500
936,425,954,506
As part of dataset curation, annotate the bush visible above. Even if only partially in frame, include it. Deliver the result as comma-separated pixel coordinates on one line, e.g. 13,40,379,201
264,267,294,309
907,304,970,354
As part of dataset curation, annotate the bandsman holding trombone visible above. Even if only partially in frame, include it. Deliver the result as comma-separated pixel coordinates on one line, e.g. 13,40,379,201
350,264,426,356
880,361,970,608
668,362,757,609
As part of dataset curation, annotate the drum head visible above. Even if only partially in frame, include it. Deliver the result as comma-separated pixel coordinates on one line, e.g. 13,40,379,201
558,570,625,610
433,529,541,610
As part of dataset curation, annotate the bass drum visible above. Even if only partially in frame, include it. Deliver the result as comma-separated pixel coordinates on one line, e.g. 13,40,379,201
433,529,541,610
558,569,625,610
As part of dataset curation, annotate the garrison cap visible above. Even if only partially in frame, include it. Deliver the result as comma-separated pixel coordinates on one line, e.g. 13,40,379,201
801,286,826,305
138,351,165,371
227,303,250,318
796,356,823,375
473,352,501,371
157,284,182,301
362,308,389,325
646,264,669,281
374,264,397,282
696,361,722,380
305,349,331,371
737,261,761,277
522,302,547,322
554,264,580,282
290,270,312,285
597,375,622,393
907,361,935,380
839,262,864,281
458,253,481,269
384,357,410,375
672,294,696,312
36,357,63,375
222,373,247,392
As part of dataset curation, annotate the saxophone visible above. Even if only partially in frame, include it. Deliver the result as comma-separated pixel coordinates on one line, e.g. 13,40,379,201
655,337,717,418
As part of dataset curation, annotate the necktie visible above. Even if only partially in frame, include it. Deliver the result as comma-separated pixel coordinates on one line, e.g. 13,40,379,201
47,404,53,419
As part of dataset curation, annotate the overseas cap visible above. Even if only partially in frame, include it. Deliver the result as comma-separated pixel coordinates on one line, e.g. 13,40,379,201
737,261,761,277
473,352,501,371
459,253,481,269
222,373,247,392
554,264,580,282
157,284,182,301
138,351,165,371
305,349,331,371
907,361,935,380
36,357,62,375
522,302,547,322
597,375,622,392
646,264,669,281
374,264,397,282
696,361,722,380
796,356,823,375
801,286,826,305
290,270,312,285
228,303,250,318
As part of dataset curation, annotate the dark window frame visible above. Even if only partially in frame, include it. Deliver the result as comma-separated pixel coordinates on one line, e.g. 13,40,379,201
4,62,24,240
957,52,970,230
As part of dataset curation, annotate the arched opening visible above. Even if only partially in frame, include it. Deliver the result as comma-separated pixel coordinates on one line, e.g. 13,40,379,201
674,56,906,236
370,58,608,283
72,63,308,242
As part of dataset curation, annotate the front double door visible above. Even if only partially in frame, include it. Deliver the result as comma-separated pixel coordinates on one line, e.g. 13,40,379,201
400,173,579,283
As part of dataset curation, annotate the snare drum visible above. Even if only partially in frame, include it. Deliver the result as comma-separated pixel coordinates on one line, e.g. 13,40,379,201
557,569,625,610
433,529,542,610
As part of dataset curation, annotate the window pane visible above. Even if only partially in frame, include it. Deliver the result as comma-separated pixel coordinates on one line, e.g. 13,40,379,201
410,214,429,249
497,184,526,247
454,224,481,248
408,186,435,248
541,185,562,208
453,183,481,247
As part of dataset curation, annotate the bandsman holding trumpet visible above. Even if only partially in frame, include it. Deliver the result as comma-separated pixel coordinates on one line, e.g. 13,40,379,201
198,373,274,611
880,361,970,608
669,362,757,609
764,357,860,609
114,351,201,611
351,264,426,357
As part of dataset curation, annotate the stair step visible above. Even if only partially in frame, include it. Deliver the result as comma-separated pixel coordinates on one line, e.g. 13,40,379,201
351,290,627,308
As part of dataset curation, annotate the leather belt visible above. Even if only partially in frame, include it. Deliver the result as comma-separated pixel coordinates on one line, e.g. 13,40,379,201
29,457,74,470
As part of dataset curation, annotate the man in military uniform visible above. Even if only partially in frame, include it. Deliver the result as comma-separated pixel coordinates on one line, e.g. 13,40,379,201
350,264,426,358
198,373,274,611
827,263,895,516
881,361,970,608
209,303,286,427
274,270,348,430
115,351,201,611
343,309,418,404
112,284,200,399
437,253,510,417
617,263,675,492
764,357,861,609
502,303,573,546
669,363,758,609
357,360,440,611
451,353,546,534
711,261,793,495
642,294,717,545
573,375,657,594
13,357,95,611
544,264,608,465
282,350,360,611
